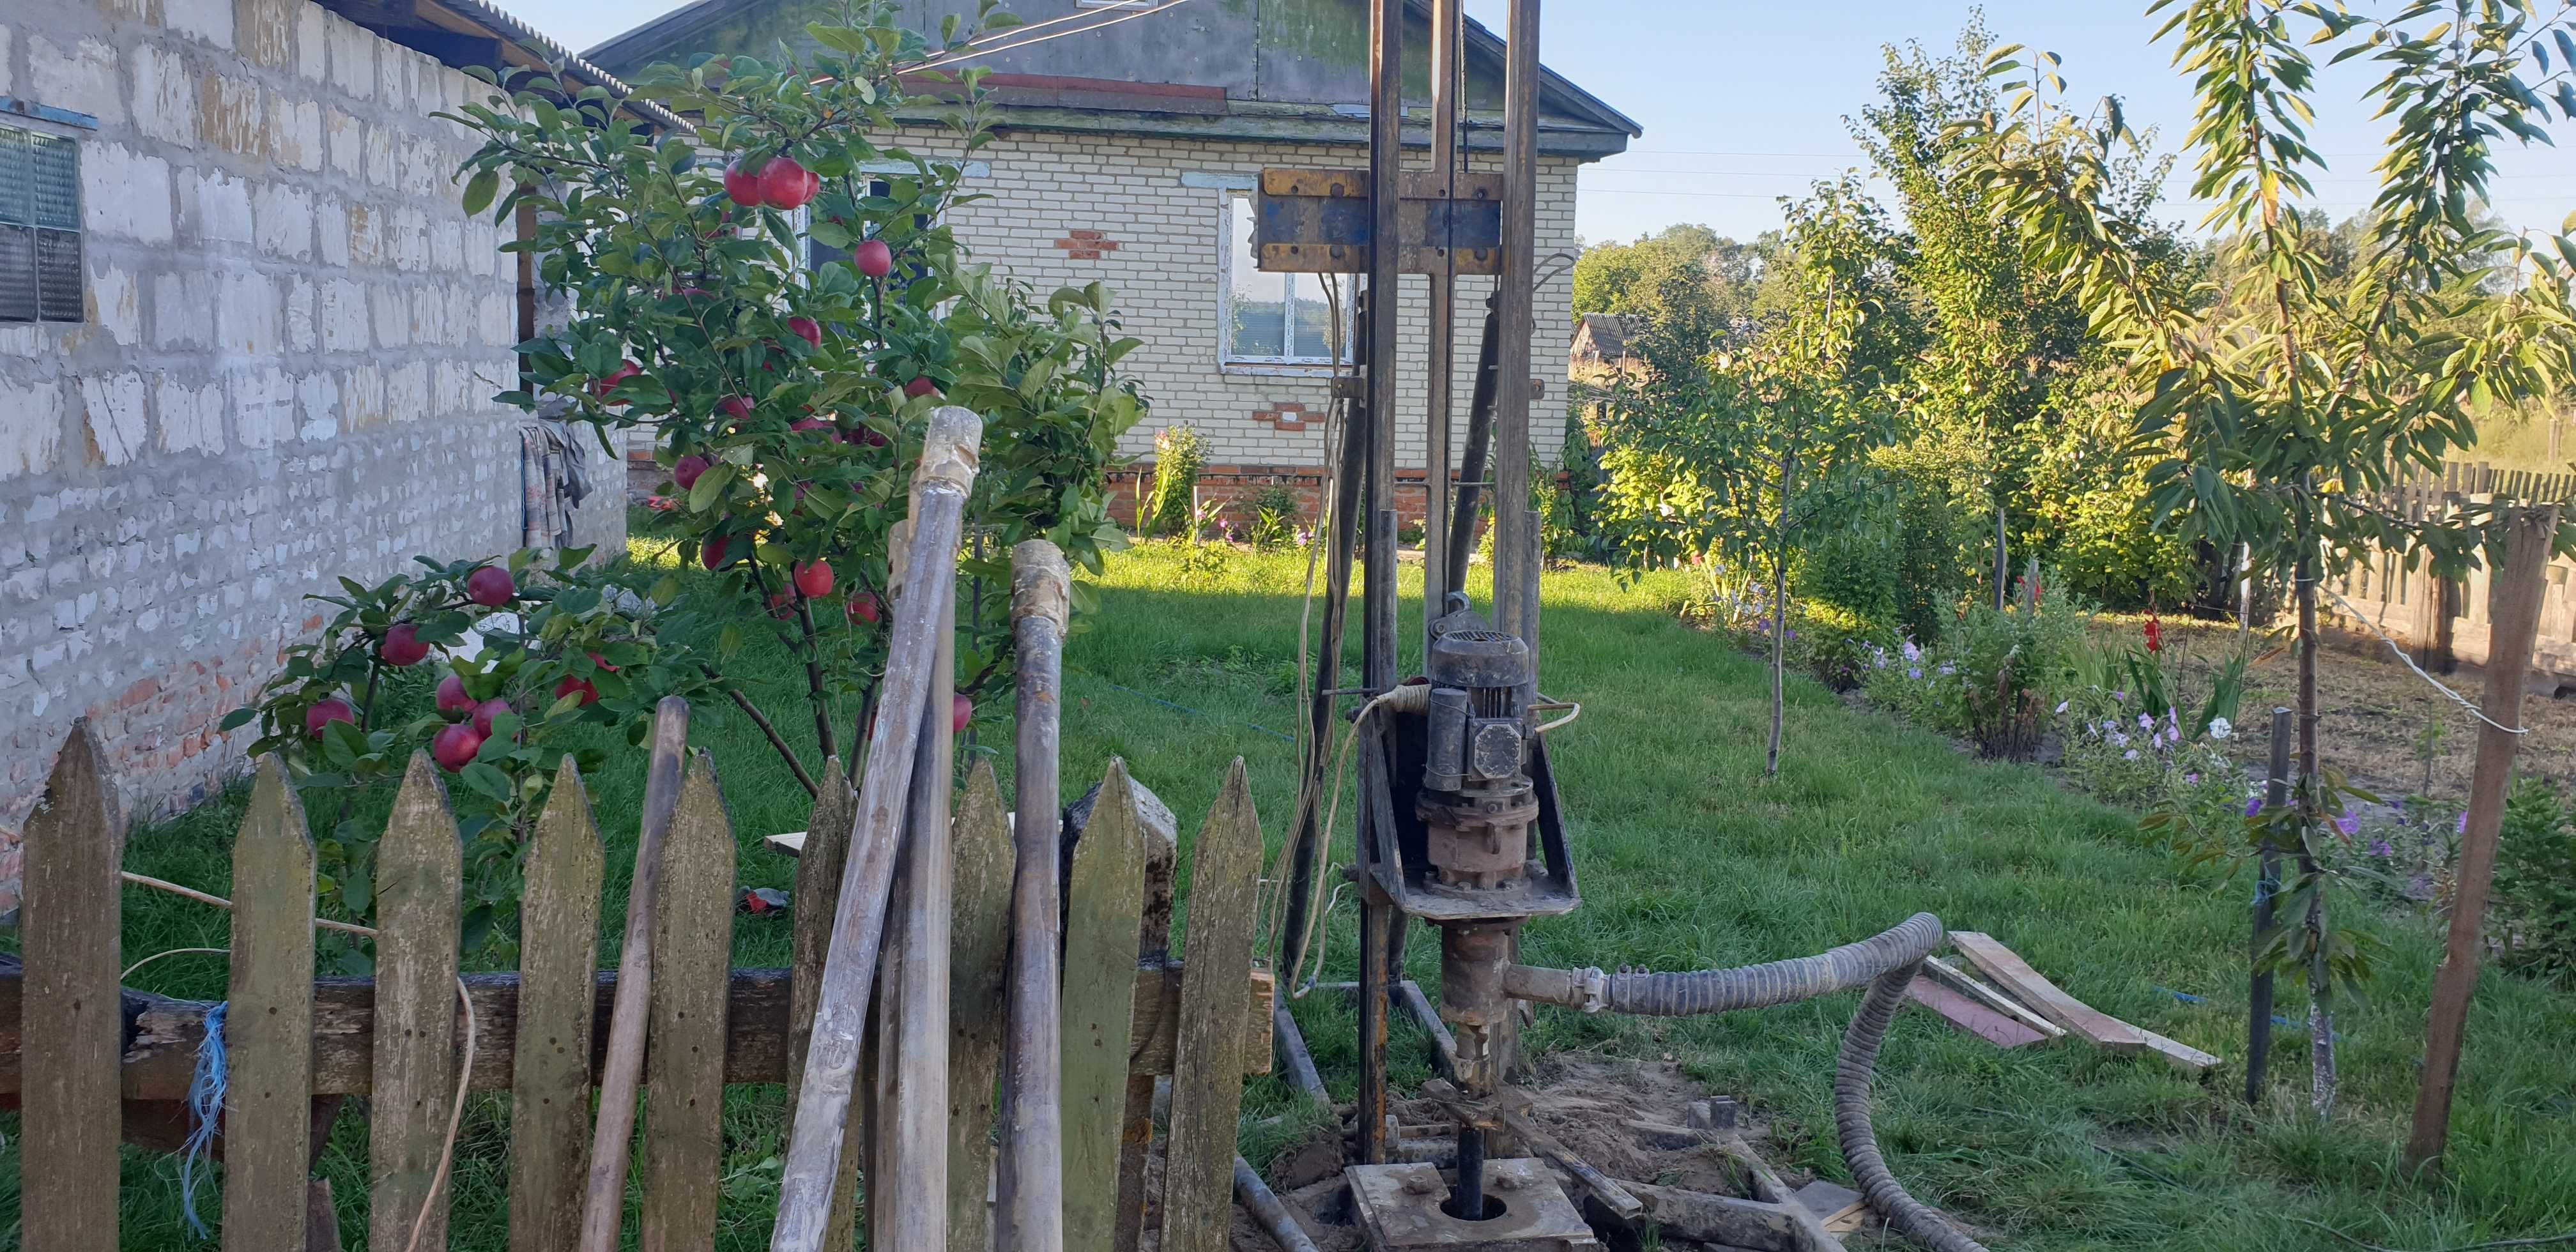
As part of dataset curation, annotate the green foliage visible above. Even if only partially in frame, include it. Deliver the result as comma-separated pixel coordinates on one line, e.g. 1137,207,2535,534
443,0,1144,782
1786,602,1890,692
1243,484,1303,549
1568,224,1772,372
1951,577,2092,758
2496,778,2576,979
1144,423,1207,538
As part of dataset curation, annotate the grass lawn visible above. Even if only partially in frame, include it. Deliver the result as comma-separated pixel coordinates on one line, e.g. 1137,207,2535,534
8,537,2575,1250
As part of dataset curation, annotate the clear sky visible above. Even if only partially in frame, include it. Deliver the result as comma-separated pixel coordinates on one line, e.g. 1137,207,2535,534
513,0,2576,247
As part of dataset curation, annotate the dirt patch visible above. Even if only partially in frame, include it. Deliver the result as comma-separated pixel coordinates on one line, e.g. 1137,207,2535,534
1227,1055,1832,1251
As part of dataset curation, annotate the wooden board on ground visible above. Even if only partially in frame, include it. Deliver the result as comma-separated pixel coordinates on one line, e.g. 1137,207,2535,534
1947,932,2145,1052
1905,975,2048,1048
640,752,737,1252
21,722,122,1252
510,759,605,1252
1061,761,1147,1252
1923,956,2066,1040
1158,760,1265,1252
224,760,319,1252
371,755,464,1252
2135,1026,2221,1073
948,762,1016,1252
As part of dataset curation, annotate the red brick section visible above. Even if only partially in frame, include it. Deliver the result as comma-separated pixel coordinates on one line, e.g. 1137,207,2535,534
1251,402,1315,431
1054,228,1121,261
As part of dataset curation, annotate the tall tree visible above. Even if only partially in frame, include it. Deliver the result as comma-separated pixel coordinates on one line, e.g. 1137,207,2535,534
1963,0,2576,1113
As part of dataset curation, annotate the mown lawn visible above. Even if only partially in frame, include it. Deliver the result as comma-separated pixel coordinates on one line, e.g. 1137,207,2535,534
8,537,2574,1250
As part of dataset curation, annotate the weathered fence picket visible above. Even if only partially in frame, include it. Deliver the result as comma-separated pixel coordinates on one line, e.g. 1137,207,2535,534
371,754,464,1252
509,758,604,1252
785,762,865,1250
1062,760,1149,1251
949,761,1017,1252
641,751,739,1252
22,720,122,1252
226,758,320,1252
1159,760,1266,1252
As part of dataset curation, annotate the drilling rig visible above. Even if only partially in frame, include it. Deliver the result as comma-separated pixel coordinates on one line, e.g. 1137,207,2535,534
1257,3,1986,1250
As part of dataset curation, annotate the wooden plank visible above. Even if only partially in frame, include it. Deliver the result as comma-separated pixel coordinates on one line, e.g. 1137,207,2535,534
370,754,464,1252
0,959,1269,1101
1158,760,1266,1252
1114,763,1183,1252
949,762,1016,1251
1923,956,2065,1039
225,758,319,1252
510,758,606,1252
881,569,959,1251
20,721,122,1252
2135,1026,2221,1074
1904,976,2047,1048
1947,932,2144,1052
783,765,862,1252
1061,760,1147,1252
641,751,737,1252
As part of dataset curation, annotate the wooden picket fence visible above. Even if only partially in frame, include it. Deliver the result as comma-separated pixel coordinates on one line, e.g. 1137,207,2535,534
4,717,1269,1251
2322,461,2576,690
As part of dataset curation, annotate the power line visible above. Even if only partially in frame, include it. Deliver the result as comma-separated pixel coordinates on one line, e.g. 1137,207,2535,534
912,0,1206,72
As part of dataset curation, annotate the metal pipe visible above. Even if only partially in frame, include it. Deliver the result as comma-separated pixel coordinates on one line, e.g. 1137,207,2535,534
1232,1156,1321,1252
999,541,1071,1251
1422,0,1462,660
1443,303,1500,600
1362,0,1402,694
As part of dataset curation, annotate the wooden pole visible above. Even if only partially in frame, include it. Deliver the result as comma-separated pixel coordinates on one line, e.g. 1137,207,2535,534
999,540,1071,1252
576,696,691,1252
1494,0,1541,671
1362,0,1401,694
772,406,982,1252
2406,504,2557,1170
880,544,957,1251
2246,706,2291,1106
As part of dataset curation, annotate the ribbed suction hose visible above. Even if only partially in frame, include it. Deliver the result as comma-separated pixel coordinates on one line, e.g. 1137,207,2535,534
1504,912,1986,1252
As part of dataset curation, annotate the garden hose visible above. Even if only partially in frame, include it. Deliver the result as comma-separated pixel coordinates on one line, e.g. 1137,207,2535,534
1505,912,1987,1252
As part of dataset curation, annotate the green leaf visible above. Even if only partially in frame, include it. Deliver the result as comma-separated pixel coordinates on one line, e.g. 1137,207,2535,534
689,461,736,511
463,168,500,216
461,762,513,802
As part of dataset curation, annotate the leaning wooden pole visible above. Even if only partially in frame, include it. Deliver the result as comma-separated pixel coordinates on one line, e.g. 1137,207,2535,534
998,539,1072,1252
880,514,960,1251
576,696,692,1252
2406,504,2557,1170
772,406,983,1252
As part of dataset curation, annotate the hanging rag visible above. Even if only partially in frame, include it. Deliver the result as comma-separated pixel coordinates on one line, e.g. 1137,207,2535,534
522,395,595,550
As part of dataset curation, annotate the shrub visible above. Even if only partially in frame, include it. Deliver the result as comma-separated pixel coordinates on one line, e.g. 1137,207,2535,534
1790,603,1890,692
1949,577,2089,758
1144,424,1206,537
2496,778,2576,978
1245,485,1303,549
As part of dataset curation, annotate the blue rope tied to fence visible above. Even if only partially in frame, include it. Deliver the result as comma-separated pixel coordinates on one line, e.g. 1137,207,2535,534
181,1001,228,1239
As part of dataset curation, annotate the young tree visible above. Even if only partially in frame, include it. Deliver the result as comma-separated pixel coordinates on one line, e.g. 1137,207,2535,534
1963,0,2576,1113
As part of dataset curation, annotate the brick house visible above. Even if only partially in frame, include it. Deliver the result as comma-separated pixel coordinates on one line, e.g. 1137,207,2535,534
585,0,1639,530
0,0,632,897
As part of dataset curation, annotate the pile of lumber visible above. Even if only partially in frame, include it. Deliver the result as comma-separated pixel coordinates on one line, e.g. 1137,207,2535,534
1901,931,2219,1073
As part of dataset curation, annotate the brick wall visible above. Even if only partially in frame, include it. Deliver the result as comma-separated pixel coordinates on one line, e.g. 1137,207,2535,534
0,0,620,892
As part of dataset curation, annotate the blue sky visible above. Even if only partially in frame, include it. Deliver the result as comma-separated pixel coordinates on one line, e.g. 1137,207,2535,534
514,0,2576,246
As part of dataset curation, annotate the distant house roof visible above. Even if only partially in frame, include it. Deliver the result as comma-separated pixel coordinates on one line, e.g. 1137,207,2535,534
584,0,1639,158
1570,313,1627,363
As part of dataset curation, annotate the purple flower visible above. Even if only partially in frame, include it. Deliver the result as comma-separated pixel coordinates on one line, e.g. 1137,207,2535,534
2123,749,2140,760
2138,713,2156,731
1908,667,1922,680
2245,796,2264,818
2455,811,2468,834
2110,731,2130,747
2335,812,2360,838
2368,839,2393,858
1901,640,1922,662
2184,773,2200,784
1938,663,1956,676
2110,690,2127,703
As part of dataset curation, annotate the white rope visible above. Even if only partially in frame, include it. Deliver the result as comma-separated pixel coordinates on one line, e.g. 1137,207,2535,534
2321,585,2527,736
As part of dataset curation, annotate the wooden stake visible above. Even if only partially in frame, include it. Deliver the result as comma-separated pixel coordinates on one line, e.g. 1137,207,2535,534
999,540,1071,1252
22,722,123,1252
370,756,463,1252
510,759,605,1252
226,759,319,1252
880,556,958,1251
576,695,691,1252
2406,504,2557,1170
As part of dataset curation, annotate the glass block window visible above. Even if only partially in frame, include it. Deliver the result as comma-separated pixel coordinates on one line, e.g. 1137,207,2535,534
0,124,83,324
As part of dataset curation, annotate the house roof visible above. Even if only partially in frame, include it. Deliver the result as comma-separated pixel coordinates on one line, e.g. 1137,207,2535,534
319,0,684,130
1572,313,1627,362
583,0,1637,156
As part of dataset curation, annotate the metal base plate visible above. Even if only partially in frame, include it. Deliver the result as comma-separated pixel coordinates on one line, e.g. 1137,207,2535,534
1346,1159,1602,1250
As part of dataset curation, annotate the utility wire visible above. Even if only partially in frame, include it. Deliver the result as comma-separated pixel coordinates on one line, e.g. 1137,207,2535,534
912,0,1205,72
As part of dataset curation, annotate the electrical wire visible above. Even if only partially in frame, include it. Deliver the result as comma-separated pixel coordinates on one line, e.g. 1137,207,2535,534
2321,586,2527,735
911,0,1206,73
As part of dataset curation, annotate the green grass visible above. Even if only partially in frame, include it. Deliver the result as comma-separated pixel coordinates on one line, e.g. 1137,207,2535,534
9,537,2576,1249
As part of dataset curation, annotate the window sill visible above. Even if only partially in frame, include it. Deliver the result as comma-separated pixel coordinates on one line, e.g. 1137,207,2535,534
1219,362,1342,378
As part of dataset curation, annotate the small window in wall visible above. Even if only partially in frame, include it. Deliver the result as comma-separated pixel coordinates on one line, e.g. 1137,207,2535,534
0,125,82,324
1223,194,1349,367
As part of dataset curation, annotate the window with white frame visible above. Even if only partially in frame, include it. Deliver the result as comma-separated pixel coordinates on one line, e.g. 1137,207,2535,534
1223,193,1350,367
0,123,82,324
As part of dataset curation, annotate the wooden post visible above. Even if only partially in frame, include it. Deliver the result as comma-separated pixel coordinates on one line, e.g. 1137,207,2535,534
370,755,464,1252
999,540,1071,1252
774,407,983,1252
510,759,605,1252
641,751,737,1252
1061,761,1147,1251
949,762,1016,1252
1422,0,1462,648
879,540,959,1251
1158,762,1266,1252
1492,0,1542,660
1361,0,1401,688
784,763,864,1250
226,758,319,1252
21,721,122,1252
578,695,691,1252
2407,505,2557,1170
2246,707,2291,1106
1113,772,1183,1252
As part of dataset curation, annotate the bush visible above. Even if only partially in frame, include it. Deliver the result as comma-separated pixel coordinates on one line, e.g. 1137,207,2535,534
2496,778,2576,978
1245,484,1302,549
1144,424,1206,537
1949,577,2090,759
1789,603,1890,692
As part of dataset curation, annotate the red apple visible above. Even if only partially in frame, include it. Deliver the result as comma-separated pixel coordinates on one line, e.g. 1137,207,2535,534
464,565,515,607
787,316,822,348
791,417,834,435
852,238,893,279
795,560,833,598
434,672,474,717
471,698,512,737
846,591,882,625
552,674,599,707
757,156,815,210
903,376,940,399
802,167,823,204
842,423,887,448
592,360,641,401
951,693,973,735
379,623,430,668
702,533,732,569
718,395,755,421
305,697,356,738
722,159,763,206
431,721,486,771
588,652,617,673
673,454,710,490
767,591,796,620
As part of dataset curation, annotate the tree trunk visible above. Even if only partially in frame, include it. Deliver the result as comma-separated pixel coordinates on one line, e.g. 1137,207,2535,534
1993,501,2009,611
1765,450,1797,780
2296,540,2335,1115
